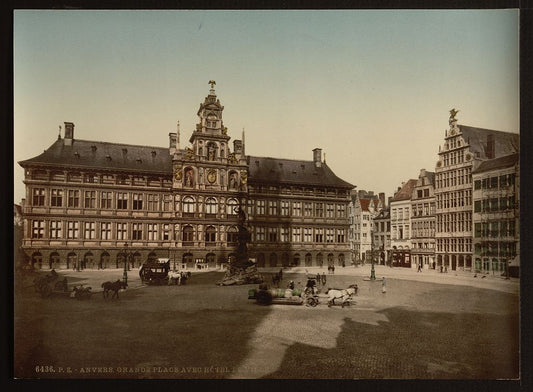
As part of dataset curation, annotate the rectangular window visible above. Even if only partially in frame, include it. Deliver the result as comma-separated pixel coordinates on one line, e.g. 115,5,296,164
132,193,143,210
68,190,80,208
315,228,323,242
326,229,334,243
326,204,334,218
293,202,301,217
281,226,289,242
256,200,266,215
132,223,143,240
100,191,112,209
474,200,481,213
84,222,95,239
268,200,277,215
337,204,345,218
490,198,499,211
423,189,429,197
315,203,324,218
163,195,171,211
117,223,127,240
304,202,313,217
117,193,128,209
490,176,498,189
148,223,158,241
281,201,290,216
268,227,277,242
32,188,45,206
292,227,301,243
50,189,63,207
67,221,79,239
84,191,96,208
32,220,44,238
304,228,312,242
162,224,170,241
101,222,111,240
337,229,345,243
50,220,62,239
147,194,159,211
256,227,265,242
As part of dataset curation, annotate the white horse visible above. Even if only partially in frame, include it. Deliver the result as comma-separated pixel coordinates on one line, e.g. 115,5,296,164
167,270,182,285
325,284,358,307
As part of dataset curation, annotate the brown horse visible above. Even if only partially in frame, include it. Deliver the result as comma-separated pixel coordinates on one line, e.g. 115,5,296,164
101,279,127,299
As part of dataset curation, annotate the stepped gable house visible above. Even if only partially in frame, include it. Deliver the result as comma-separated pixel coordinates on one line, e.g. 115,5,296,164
18,83,354,270
434,110,519,272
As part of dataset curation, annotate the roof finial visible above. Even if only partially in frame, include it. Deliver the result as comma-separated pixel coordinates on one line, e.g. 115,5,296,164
209,80,216,89
324,152,327,163
449,108,459,121
58,125,62,139
177,121,180,147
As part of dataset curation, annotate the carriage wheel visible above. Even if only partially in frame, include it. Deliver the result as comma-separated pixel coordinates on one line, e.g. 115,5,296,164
307,297,318,307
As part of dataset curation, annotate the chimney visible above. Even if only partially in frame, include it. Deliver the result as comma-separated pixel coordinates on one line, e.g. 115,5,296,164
379,192,385,206
487,134,495,159
313,148,322,168
64,122,74,146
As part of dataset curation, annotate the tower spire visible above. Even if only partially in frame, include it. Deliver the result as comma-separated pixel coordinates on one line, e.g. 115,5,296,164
242,127,245,155
177,121,180,149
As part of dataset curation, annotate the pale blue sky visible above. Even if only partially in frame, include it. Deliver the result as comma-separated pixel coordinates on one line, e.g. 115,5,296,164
14,10,519,202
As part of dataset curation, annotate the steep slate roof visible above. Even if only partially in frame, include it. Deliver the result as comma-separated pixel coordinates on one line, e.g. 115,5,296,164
390,179,417,202
247,156,354,189
472,153,519,174
19,138,172,174
18,138,354,189
458,125,519,159
359,198,380,212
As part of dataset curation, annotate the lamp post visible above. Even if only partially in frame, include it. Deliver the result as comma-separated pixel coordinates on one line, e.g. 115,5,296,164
123,243,129,285
370,223,376,280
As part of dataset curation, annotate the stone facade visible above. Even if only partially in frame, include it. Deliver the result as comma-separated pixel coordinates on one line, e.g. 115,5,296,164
18,84,353,270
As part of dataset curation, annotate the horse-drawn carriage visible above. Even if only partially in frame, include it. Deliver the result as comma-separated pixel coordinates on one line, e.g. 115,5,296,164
33,269,93,300
248,281,357,308
139,258,171,285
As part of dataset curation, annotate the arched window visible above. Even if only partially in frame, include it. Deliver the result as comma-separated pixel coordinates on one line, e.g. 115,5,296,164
316,253,323,267
183,196,195,215
205,197,217,215
227,226,238,245
227,198,238,215
182,226,194,245
269,253,278,267
205,226,216,245
338,253,345,267
305,253,312,266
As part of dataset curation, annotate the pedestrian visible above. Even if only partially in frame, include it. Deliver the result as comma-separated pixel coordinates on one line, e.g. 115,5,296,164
322,272,327,286
382,277,387,294
332,266,335,275
316,273,321,285
417,263,422,273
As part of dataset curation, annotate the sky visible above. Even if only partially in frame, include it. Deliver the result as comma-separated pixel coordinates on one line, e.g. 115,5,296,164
13,10,519,203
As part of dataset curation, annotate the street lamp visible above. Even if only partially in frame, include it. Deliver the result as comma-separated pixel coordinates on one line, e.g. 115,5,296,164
123,243,129,285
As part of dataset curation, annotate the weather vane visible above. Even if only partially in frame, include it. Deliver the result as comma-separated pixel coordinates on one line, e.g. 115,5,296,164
449,108,459,120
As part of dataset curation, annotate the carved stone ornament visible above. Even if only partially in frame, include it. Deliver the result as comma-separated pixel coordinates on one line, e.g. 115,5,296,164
207,169,217,184
174,168,183,181
222,126,228,135
240,171,248,185
228,153,238,164
185,148,194,160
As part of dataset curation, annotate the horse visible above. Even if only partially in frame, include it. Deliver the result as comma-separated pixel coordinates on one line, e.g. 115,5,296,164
101,279,128,299
325,284,358,307
167,271,182,285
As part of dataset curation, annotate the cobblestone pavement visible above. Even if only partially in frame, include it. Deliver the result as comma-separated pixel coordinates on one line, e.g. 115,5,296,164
17,265,519,379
